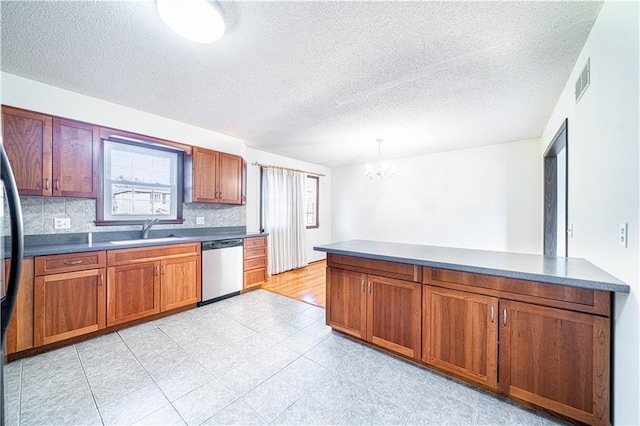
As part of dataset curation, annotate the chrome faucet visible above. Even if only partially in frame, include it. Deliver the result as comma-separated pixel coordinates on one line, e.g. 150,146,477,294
141,218,160,239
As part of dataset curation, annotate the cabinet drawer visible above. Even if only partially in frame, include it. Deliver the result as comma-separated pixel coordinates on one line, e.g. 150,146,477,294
245,236,266,249
108,243,200,266
244,246,267,259
244,268,267,287
328,254,421,282
35,251,106,275
244,257,267,271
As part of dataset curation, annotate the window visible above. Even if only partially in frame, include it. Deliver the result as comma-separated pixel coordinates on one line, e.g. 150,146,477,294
101,139,183,223
305,175,319,228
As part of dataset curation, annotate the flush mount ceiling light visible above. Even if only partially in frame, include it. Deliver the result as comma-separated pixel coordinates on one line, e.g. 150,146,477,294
157,0,226,44
366,138,396,180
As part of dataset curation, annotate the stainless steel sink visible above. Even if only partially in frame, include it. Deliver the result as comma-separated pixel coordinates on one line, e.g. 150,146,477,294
109,236,184,245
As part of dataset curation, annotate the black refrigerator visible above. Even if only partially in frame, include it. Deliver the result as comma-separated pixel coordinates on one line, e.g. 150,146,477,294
0,143,25,426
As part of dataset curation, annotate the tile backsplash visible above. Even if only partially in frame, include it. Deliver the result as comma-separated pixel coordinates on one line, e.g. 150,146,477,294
9,196,246,236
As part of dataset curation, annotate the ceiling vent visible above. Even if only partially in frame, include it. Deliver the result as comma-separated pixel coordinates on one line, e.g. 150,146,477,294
575,58,590,103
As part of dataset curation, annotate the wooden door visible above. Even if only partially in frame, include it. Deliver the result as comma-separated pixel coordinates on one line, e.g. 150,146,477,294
107,261,160,326
34,268,106,346
367,275,422,358
160,255,200,311
193,147,219,202
52,118,99,197
217,153,242,204
499,300,609,426
326,268,367,339
5,258,35,354
423,286,498,388
2,106,52,196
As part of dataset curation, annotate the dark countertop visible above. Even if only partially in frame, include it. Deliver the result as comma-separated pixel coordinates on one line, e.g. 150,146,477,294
314,239,630,293
5,227,268,258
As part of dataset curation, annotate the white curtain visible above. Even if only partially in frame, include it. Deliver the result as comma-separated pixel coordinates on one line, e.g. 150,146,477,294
262,167,308,275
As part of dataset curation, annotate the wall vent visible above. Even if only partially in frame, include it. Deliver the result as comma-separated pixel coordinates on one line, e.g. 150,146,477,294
575,58,590,103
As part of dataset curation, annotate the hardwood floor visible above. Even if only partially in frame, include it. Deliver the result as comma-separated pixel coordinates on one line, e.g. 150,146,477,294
261,260,326,308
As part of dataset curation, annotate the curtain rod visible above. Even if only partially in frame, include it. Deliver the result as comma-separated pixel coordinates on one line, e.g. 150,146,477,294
251,162,325,177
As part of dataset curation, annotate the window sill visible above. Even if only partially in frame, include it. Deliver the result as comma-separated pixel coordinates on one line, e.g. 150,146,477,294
95,219,185,226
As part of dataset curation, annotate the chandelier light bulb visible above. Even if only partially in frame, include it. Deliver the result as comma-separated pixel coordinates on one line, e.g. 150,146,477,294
366,138,396,180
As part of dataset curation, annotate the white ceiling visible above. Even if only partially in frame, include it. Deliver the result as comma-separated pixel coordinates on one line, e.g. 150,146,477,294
1,1,602,168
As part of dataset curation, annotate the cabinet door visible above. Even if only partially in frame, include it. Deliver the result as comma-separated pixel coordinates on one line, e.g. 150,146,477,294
52,118,99,197
161,255,200,312
423,286,498,388
193,147,219,202
241,159,247,205
2,106,52,196
499,300,609,426
5,258,35,354
107,262,160,326
367,275,422,358
34,268,106,346
326,268,367,339
217,153,242,204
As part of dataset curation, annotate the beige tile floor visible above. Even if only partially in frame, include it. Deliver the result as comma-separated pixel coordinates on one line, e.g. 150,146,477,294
3,290,567,425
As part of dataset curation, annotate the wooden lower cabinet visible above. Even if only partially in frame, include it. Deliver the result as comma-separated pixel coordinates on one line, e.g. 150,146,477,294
422,286,498,389
161,255,201,311
34,268,106,346
327,268,367,339
499,300,610,426
244,236,268,289
107,261,160,326
5,258,35,355
107,243,201,326
326,257,613,426
327,267,422,358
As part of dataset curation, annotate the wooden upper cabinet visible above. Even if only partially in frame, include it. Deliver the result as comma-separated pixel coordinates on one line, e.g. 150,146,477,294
2,106,53,196
218,153,242,204
193,147,219,202
52,118,99,198
423,286,498,389
2,106,98,198
241,159,247,205
191,147,243,204
499,300,610,426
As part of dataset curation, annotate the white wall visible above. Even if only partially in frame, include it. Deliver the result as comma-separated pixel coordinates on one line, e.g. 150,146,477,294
1,73,243,154
332,139,542,254
541,2,639,424
245,148,332,263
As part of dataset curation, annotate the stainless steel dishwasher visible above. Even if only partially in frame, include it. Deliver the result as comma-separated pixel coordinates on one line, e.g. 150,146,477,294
200,238,244,305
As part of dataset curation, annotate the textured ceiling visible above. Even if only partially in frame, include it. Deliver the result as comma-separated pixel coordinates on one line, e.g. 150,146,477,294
1,1,602,167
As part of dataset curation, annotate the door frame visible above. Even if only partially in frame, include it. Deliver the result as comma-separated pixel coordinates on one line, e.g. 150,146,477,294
543,119,568,257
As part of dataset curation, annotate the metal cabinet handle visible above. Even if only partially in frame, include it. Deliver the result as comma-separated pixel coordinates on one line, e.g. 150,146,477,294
65,260,84,265
503,309,507,326
162,265,165,275
490,306,494,323
99,274,103,286
55,179,59,190
155,266,159,276
361,279,364,292
368,281,371,294
45,178,49,190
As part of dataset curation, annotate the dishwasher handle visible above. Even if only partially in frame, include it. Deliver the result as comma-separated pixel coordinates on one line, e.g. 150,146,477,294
202,239,244,250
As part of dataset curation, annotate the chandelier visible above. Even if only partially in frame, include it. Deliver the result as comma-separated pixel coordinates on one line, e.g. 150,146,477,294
366,138,396,180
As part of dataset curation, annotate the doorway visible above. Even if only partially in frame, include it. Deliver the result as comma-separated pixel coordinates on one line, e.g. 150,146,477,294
543,119,568,257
